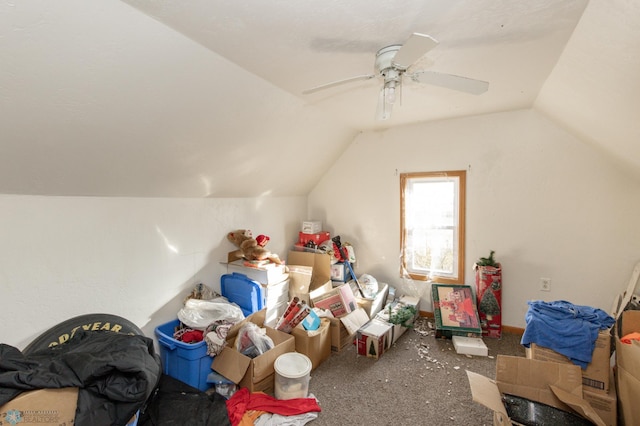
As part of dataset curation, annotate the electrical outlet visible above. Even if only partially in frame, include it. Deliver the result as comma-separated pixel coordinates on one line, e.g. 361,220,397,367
540,277,551,292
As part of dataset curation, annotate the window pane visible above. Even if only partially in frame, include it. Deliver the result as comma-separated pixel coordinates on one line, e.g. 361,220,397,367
401,171,465,284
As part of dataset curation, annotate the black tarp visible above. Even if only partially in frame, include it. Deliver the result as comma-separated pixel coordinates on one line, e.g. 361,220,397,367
0,330,161,426
139,374,231,426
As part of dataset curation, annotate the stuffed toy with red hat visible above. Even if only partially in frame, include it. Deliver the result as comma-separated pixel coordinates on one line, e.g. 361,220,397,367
227,229,282,264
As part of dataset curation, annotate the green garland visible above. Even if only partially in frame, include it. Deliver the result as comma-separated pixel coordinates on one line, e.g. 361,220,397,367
388,305,417,328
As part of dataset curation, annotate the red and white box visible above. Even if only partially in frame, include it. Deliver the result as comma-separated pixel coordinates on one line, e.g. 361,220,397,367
310,283,357,318
298,231,331,246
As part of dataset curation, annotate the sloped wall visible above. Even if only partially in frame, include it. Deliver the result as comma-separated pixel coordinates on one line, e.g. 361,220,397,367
308,109,640,328
0,195,305,348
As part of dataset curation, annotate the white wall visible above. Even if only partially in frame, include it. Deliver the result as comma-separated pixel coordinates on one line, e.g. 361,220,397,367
308,109,640,329
0,195,306,349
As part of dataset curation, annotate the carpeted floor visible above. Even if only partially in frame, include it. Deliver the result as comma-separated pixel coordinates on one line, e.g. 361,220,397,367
306,317,525,426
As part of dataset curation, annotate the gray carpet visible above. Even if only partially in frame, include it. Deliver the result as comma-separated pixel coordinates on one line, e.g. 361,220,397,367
307,317,525,426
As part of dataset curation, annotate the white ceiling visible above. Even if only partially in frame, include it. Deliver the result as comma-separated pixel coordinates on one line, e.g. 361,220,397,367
1,0,639,197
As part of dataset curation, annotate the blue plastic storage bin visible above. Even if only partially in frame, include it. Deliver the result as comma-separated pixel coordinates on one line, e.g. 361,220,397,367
155,319,213,391
221,272,264,316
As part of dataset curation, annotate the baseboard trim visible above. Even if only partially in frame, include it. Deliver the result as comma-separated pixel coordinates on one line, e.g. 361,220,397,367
419,310,524,336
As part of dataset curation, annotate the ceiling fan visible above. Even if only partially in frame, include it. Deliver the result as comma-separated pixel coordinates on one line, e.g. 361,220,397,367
302,33,489,120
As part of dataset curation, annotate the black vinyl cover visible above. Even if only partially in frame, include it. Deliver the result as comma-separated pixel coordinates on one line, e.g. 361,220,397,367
0,330,161,426
139,374,231,426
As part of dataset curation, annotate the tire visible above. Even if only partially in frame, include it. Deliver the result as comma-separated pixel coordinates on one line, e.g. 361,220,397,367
23,313,144,354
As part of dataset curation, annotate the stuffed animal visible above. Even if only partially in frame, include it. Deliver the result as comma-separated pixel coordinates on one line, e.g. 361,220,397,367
227,229,282,264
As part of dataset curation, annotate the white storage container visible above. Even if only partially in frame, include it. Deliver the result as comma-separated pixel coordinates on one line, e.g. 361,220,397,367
274,352,312,399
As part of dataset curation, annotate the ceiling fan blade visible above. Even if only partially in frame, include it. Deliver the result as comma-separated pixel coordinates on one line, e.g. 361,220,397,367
411,71,489,95
392,33,439,69
302,74,376,95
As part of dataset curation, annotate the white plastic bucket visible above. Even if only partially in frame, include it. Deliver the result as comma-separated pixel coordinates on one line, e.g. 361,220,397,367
274,352,312,400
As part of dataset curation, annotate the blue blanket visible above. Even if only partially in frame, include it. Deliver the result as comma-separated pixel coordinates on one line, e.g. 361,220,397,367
520,300,615,369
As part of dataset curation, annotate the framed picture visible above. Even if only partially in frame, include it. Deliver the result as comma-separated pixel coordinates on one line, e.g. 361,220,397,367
432,284,482,338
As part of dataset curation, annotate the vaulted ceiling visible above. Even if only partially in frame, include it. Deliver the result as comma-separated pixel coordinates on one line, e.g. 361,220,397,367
1,0,639,197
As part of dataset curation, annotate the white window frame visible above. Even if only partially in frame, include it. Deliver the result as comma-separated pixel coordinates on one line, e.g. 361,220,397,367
400,170,466,284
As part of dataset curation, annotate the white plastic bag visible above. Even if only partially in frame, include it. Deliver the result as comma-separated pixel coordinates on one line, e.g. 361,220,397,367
178,298,245,330
235,322,274,358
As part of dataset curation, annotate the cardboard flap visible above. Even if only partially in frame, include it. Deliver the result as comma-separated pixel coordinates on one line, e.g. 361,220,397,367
617,339,640,377
466,370,509,418
340,308,370,335
211,346,251,384
226,309,267,341
287,250,332,290
495,356,582,411
550,385,606,426
251,328,294,382
288,265,313,298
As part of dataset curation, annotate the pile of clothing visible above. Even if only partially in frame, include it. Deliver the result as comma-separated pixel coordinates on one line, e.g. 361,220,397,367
0,329,161,426
521,300,615,368
175,285,246,356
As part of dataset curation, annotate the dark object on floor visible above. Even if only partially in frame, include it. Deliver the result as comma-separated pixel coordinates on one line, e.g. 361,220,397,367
0,330,161,426
23,313,145,354
502,394,592,426
138,374,231,426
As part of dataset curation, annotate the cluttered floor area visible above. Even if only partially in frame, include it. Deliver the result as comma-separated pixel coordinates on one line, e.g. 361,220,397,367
306,317,525,426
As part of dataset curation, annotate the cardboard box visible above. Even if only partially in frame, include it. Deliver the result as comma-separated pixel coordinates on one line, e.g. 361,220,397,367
525,329,611,393
211,309,295,394
432,284,482,338
227,259,289,285
291,318,331,370
467,355,606,426
311,283,357,318
474,264,503,338
0,387,78,426
583,370,617,426
452,336,488,357
355,319,393,359
375,295,420,345
328,308,369,352
286,251,333,305
354,282,389,319
615,309,640,426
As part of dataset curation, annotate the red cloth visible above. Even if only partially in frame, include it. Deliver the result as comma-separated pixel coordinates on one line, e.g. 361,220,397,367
181,330,203,343
621,332,640,344
226,387,321,426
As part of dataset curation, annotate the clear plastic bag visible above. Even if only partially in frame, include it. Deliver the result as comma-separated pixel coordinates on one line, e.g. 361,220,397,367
177,298,245,330
235,322,274,358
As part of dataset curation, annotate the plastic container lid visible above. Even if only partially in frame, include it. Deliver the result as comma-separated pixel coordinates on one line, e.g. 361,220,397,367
274,353,312,379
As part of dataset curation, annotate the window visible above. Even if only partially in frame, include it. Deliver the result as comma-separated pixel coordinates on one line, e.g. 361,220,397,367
400,170,466,284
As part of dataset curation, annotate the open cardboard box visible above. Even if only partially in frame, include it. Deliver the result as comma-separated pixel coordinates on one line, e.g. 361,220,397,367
615,309,640,425
211,309,295,394
291,318,331,370
286,250,333,305
467,355,606,426
310,282,357,318
526,328,611,394
353,282,389,319
375,295,420,345
327,307,370,352
0,387,78,426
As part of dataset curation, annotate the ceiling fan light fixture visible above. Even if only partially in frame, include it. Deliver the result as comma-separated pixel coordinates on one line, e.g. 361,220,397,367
384,81,397,104
376,86,393,121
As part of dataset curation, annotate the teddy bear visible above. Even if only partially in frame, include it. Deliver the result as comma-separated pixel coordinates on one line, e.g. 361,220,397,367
227,229,282,264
